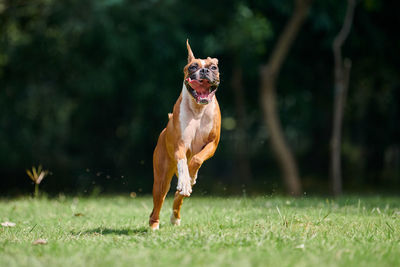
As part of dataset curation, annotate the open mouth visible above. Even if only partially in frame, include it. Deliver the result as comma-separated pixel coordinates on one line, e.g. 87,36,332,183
185,77,218,105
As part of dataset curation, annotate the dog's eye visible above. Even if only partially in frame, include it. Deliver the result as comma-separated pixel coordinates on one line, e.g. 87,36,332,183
189,65,198,72
211,65,218,71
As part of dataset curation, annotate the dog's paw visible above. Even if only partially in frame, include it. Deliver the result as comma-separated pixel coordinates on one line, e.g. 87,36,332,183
191,172,198,186
149,222,159,230
170,213,181,226
177,177,192,196
177,159,192,196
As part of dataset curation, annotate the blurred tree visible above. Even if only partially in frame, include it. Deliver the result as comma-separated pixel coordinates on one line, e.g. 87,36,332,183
260,0,312,196
331,0,356,196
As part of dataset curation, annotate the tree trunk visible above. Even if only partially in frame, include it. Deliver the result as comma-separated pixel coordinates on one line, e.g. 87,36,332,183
331,0,356,196
231,63,253,186
260,0,312,196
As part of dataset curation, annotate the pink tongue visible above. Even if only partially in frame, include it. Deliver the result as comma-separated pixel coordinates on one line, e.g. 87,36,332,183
187,78,210,94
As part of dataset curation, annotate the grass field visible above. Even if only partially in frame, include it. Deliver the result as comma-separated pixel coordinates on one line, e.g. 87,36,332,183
0,195,399,267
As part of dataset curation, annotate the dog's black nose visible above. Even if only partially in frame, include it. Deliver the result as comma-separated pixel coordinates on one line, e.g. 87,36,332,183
200,68,210,74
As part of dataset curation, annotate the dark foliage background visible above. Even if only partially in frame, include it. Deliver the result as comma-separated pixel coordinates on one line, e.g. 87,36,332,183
1,0,399,196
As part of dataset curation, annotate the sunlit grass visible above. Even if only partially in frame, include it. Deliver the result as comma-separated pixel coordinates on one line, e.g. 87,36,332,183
1,196,399,267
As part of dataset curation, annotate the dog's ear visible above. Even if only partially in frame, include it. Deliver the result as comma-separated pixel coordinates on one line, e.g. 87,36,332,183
186,39,195,63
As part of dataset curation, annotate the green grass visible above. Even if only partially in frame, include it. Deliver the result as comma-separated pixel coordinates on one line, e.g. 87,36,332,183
1,195,399,267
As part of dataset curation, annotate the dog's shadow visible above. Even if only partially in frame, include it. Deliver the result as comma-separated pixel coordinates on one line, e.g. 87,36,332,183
71,226,148,236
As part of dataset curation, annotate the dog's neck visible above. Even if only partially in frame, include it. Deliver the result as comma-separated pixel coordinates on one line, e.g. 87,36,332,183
181,83,213,117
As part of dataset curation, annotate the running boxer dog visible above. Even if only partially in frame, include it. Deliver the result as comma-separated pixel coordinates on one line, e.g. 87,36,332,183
149,40,221,230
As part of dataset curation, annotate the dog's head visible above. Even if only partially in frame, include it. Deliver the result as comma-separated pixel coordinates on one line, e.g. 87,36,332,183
183,40,220,105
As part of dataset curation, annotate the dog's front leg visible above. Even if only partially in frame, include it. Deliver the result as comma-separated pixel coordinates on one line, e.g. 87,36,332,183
188,140,218,185
175,145,192,197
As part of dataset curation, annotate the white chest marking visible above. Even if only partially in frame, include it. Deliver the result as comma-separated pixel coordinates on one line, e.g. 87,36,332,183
180,84,215,153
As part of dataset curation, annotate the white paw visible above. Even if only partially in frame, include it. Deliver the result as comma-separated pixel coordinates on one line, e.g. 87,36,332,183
177,177,192,196
177,159,192,196
150,224,159,230
170,213,181,226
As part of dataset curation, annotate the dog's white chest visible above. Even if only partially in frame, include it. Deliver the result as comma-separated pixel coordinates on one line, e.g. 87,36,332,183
180,88,215,154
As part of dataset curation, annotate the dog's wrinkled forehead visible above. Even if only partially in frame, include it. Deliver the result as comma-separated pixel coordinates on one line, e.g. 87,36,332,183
183,40,219,78
190,57,218,68
184,58,219,77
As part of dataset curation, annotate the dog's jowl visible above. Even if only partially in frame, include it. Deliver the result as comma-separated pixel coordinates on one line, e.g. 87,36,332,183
149,40,221,230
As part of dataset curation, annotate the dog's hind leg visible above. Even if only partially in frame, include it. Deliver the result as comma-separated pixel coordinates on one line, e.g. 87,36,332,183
171,191,185,225
149,133,174,230
149,161,173,230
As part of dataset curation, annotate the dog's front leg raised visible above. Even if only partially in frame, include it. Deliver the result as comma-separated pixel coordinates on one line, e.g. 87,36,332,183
188,140,219,184
175,145,192,197
170,140,218,226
